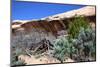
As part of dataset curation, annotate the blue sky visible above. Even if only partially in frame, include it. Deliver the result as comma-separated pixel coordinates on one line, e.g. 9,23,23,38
12,0,86,20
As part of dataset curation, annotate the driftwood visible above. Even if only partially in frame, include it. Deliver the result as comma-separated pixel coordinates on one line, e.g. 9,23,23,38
27,39,53,56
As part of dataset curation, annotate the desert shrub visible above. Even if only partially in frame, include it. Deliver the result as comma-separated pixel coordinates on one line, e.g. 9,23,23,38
11,59,26,67
68,16,89,38
53,36,76,62
53,27,96,62
11,48,26,67
72,27,96,61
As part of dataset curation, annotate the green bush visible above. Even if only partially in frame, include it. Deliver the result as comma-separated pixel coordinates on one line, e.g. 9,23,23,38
68,16,89,38
72,27,96,61
11,60,26,67
11,48,26,66
53,27,96,62
53,36,76,62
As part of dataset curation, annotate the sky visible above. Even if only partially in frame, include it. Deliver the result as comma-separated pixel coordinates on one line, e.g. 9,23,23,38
12,0,86,20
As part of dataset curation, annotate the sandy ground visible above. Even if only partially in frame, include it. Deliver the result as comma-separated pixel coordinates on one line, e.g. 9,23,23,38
18,54,74,65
